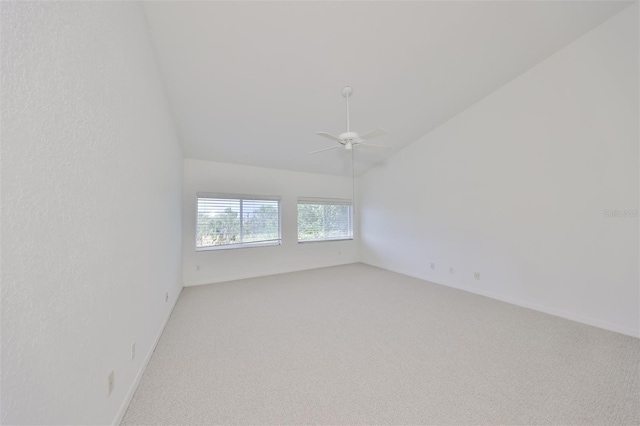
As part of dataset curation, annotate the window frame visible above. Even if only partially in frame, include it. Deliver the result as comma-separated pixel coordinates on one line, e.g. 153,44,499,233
195,192,282,251
297,197,354,243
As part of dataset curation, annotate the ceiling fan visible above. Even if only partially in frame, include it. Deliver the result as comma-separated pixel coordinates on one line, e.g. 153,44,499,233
308,86,388,155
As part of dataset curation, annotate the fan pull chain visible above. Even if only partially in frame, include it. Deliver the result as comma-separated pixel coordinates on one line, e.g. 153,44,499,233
351,145,355,224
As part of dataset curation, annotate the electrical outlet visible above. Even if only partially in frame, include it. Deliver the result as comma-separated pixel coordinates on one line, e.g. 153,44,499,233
449,267,454,274
474,272,480,280
165,292,169,303
108,371,114,396
430,262,435,270
131,342,136,361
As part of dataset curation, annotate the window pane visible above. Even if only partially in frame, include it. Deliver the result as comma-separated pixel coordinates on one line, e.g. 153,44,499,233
242,200,279,243
197,198,240,248
298,204,324,241
196,196,280,249
297,201,352,242
324,204,351,239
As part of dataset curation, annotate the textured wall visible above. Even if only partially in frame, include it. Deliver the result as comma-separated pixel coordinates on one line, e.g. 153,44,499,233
182,159,358,286
359,4,639,337
1,2,183,424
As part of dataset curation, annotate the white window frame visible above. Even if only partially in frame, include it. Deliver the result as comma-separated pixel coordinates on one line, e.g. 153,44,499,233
297,197,353,243
195,192,281,251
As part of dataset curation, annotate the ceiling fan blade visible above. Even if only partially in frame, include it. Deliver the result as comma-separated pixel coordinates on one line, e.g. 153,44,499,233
360,128,387,140
356,143,389,152
316,132,341,142
307,145,341,155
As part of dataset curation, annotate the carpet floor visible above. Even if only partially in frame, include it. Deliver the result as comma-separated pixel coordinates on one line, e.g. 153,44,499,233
122,263,639,425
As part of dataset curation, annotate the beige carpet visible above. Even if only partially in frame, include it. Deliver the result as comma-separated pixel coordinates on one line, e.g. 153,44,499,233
122,263,640,425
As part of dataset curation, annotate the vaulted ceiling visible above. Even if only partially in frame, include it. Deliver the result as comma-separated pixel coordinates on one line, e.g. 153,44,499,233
143,1,631,176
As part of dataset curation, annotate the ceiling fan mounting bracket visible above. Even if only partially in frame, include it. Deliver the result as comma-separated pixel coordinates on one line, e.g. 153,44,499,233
341,86,353,98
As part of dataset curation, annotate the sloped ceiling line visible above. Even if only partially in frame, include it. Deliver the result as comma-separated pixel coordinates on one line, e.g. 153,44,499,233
143,1,631,176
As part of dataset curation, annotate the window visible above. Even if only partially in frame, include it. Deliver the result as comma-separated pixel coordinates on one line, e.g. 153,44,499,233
196,193,281,250
297,198,353,242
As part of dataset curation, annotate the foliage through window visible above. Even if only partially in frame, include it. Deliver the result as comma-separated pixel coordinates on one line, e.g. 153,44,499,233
297,198,353,242
196,194,280,250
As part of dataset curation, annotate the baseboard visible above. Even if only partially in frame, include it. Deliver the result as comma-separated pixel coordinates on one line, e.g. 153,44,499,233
184,260,359,287
362,261,639,339
112,285,184,425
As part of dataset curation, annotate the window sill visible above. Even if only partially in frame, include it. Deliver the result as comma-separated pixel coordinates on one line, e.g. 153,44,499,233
196,241,281,252
297,238,354,244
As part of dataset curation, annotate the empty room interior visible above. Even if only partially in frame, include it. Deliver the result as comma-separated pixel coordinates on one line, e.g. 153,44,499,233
2,1,639,425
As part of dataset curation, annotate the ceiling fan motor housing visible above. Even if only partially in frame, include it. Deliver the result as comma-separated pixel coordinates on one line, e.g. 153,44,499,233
339,131,360,143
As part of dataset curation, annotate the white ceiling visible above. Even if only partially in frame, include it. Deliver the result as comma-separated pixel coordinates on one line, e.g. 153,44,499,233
143,1,631,176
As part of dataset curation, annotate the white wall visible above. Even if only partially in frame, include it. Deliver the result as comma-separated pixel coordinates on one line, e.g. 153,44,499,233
183,159,358,286
358,4,639,337
1,2,183,424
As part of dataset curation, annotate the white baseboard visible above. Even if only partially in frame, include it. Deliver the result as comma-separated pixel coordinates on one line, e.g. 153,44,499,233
363,261,639,339
112,285,184,425
184,260,359,287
